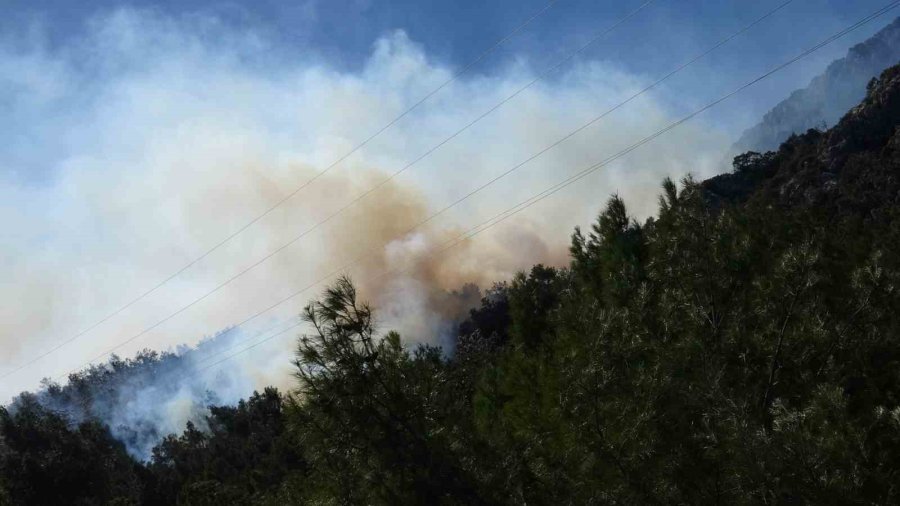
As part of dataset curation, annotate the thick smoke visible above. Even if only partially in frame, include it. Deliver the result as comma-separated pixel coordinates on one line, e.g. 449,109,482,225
9,326,284,459
1,7,729,451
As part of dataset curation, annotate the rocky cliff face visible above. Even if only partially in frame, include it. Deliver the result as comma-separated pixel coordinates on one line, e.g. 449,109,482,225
732,16,900,154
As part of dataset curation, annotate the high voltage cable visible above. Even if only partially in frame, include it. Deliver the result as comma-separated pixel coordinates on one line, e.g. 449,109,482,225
56,0,791,380
0,0,563,381
17,0,659,382
191,317,303,368
56,0,658,379
190,0,798,372
192,0,669,369
192,0,898,374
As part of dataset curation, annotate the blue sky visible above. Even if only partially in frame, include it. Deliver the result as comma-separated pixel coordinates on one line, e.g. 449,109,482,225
2,0,889,71
2,0,889,78
1,0,898,398
1,0,894,184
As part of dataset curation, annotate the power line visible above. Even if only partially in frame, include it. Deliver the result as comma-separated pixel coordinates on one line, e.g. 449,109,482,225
189,0,669,371
188,0,890,377
59,0,900,381
57,0,804,380
193,0,900,374
1,0,562,381
194,317,304,370
30,0,660,382
200,321,304,373
197,319,304,372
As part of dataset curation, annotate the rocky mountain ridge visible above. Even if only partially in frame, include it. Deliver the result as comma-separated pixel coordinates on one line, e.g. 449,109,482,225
733,16,900,154
707,63,900,220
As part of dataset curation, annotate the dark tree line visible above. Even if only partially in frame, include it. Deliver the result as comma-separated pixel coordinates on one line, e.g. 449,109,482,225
4,65,900,505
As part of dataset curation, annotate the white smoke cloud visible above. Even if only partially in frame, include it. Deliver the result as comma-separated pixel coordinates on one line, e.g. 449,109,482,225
0,6,728,414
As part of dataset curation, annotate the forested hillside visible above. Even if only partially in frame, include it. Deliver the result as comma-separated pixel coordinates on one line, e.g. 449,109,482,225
3,64,900,505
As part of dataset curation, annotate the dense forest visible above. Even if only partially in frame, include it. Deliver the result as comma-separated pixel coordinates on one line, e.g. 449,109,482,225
4,64,900,505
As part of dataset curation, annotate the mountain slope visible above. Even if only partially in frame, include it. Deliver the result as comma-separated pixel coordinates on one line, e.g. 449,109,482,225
707,62,900,223
733,16,900,154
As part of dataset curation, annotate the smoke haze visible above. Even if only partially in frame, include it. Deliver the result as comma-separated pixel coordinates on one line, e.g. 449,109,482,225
0,6,734,450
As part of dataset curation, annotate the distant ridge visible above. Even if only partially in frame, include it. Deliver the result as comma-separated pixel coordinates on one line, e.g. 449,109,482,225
733,16,900,154
707,62,900,213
